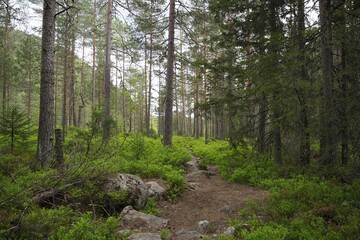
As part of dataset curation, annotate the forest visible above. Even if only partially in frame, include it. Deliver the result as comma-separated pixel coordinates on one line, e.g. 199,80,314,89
1,0,360,239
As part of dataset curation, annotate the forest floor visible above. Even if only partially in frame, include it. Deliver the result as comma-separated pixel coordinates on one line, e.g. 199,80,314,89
157,151,269,236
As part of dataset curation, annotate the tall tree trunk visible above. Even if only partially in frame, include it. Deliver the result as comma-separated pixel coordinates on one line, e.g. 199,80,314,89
297,0,310,165
54,44,60,127
319,0,336,165
121,47,126,133
203,7,208,144
194,35,200,139
36,0,56,168
175,63,179,134
78,37,86,126
144,34,147,134
69,14,77,127
339,1,348,165
147,31,154,136
163,0,175,146
122,48,126,132
91,0,97,107
180,26,186,135
269,0,282,164
2,0,10,118
103,0,113,141
158,62,162,136
114,50,118,121
62,21,69,138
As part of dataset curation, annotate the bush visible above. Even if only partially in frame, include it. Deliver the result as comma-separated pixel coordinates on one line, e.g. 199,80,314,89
51,213,122,240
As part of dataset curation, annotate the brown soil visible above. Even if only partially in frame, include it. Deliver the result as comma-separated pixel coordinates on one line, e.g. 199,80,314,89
158,166,269,234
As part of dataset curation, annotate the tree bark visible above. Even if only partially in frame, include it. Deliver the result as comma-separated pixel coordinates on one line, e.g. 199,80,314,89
297,0,310,165
163,0,176,146
62,21,69,138
339,1,348,165
54,43,60,127
175,63,179,134
69,13,77,127
180,24,186,136
257,1,267,153
194,34,200,139
319,0,336,165
269,0,282,164
36,0,56,168
91,0,97,107
2,0,10,118
203,7,208,144
103,0,113,141
144,34,147,133
78,37,86,126
147,31,154,136
122,47,126,132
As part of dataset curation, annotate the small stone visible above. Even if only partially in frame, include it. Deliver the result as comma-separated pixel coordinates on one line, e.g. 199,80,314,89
219,205,232,214
187,182,200,190
197,220,210,234
146,181,166,200
223,226,235,236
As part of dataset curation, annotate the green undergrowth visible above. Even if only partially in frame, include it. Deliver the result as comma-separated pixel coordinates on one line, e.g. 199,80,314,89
0,131,190,239
175,137,360,240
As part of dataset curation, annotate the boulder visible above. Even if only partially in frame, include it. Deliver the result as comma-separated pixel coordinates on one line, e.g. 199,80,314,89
104,174,149,209
146,181,166,200
121,206,168,230
127,233,162,240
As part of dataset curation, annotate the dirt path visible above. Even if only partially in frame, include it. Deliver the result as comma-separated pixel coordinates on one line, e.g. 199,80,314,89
158,152,269,235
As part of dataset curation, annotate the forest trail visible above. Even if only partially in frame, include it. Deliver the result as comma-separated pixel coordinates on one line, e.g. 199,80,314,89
157,150,269,237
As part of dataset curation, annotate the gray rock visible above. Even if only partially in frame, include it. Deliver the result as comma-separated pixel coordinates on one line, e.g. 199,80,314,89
219,205,232,214
187,182,200,191
197,220,210,234
185,170,212,182
127,233,162,240
174,229,204,240
146,181,166,200
223,226,235,236
104,173,149,209
121,206,168,230
185,160,199,173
